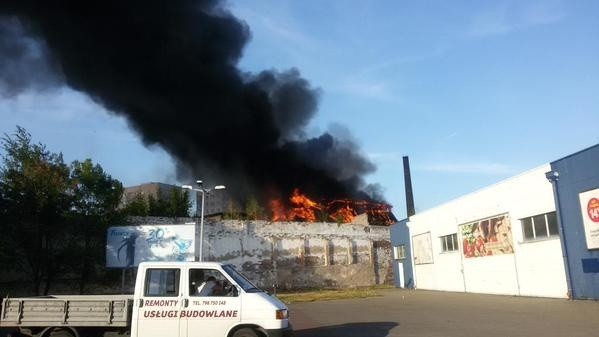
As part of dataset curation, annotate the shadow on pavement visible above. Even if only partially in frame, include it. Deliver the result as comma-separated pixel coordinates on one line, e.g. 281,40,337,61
0,329,17,337
294,321,398,337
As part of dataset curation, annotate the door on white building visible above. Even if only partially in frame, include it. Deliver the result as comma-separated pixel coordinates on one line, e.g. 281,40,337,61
393,245,407,288
394,261,405,288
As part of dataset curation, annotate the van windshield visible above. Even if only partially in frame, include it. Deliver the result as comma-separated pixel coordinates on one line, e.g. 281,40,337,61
222,265,263,293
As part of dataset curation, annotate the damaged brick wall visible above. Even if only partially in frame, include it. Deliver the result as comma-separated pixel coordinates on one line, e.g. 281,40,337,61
0,218,393,296
129,217,393,290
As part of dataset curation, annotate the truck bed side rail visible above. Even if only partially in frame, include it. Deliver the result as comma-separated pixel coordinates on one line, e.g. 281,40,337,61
1,297,133,328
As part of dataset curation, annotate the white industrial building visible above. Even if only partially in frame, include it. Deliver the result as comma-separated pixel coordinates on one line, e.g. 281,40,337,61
404,164,568,298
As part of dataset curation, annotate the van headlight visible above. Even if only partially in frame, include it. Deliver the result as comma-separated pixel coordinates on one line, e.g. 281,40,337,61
275,309,288,320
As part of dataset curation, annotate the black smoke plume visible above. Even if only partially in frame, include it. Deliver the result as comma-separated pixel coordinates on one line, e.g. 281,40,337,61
0,0,383,205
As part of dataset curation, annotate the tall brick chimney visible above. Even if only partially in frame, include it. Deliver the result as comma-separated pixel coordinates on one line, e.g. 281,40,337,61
403,156,415,217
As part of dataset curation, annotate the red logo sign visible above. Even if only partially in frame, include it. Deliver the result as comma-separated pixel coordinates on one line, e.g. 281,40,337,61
588,198,599,223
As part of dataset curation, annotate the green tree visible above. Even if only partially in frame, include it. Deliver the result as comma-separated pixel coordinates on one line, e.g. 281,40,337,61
316,210,331,223
69,159,124,293
144,187,189,217
223,198,243,220
245,196,265,220
147,193,168,216
167,188,190,217
0,126,72,295
123,193,148,216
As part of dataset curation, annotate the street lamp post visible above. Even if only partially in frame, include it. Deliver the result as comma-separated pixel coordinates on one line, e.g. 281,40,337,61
182,180,226,261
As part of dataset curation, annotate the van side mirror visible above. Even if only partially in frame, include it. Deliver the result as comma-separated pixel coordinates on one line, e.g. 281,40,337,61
223,283,239,297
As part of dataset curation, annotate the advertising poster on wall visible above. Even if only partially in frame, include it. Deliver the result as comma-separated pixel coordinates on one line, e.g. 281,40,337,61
106,225,194,267
412,232,433,265
579,188,599,250
460,215,513,258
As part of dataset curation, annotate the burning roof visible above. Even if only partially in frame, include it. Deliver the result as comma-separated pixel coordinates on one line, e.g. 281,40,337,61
270,189,396,226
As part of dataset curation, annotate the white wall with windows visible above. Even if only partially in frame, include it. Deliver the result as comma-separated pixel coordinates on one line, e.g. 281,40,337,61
407,164,568,298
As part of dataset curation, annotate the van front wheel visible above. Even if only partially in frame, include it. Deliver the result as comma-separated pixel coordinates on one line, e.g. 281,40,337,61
232,327,259,337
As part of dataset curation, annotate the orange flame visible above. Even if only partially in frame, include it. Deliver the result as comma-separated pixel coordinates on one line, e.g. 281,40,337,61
269,199,287,222
329,205,356,223
270,188,322,222
269,189,395,225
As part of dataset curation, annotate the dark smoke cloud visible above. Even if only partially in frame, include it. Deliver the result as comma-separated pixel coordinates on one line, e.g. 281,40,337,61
0,0,382,204
250,68,319,142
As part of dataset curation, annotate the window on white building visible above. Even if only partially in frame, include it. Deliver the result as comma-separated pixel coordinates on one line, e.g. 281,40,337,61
440,234,458,252
393,245,406,259
521,211,559,240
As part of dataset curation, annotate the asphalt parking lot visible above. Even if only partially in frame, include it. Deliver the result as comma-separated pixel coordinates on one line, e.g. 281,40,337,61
289,288,599,337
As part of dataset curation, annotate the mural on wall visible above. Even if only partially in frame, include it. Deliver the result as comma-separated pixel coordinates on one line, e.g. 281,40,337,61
412,232,434,265
106,225,194,267
460,215,513,258
579,188,599,250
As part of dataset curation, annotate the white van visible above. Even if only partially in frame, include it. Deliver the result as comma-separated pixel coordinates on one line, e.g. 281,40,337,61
1,261,293,337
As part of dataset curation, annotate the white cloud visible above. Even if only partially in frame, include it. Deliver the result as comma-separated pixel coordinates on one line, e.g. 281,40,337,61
368,151,402,161
229,4,316,52
422,162,516,175
366,152,407,169
468,0,565,38
445,132,459,140
3,87,103,121
338,79,400,102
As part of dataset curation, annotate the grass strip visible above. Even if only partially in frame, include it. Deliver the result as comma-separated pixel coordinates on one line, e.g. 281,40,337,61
275,285,393,304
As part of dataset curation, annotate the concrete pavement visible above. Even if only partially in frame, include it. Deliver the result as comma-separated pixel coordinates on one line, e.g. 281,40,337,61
290,288,599,337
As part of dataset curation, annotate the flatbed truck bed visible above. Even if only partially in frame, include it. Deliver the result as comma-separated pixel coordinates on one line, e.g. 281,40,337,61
1,295,133,336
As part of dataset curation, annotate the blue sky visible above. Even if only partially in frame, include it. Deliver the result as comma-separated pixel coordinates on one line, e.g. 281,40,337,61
1,0,598,219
